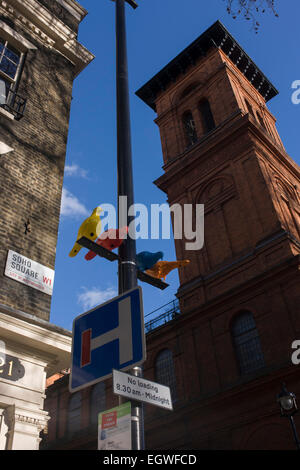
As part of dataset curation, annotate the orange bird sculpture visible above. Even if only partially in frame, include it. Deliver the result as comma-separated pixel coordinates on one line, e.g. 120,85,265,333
84,226,128,261
145,260,190,280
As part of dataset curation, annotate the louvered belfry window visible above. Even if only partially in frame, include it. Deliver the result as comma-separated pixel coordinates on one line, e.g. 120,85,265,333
198,98,215,134
183,111,198,147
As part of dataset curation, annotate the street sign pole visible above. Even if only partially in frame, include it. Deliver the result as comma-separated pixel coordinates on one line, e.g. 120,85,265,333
116,0,136,294
115,0,144,450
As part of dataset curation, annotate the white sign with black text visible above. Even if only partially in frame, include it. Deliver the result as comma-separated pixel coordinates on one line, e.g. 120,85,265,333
5,250,55,296
113,369,173,410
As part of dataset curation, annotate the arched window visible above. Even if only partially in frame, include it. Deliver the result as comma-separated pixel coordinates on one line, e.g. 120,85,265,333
198,98,215,134
67,392,81,435
232,311,265,375
155,349,177,402
182,111,197,147
90,382,106,426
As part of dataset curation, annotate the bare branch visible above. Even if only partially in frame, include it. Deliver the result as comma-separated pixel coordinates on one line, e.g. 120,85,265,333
224,0,279,32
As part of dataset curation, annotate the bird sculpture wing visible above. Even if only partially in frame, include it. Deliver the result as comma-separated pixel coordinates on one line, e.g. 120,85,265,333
84,226,128,261
136,251,164,271
146,260,190,280
136,252,149,271
69,207,102,258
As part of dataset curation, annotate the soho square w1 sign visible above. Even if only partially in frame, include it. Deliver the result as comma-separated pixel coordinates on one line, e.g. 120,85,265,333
4,250,54,295
69,287,146,393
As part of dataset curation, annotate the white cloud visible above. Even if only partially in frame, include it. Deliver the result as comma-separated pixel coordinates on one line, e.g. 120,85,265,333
65,163,88,179
77,286,117,311
60,187,89,218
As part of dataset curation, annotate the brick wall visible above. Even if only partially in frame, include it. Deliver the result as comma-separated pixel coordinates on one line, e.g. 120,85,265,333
0,9,75,320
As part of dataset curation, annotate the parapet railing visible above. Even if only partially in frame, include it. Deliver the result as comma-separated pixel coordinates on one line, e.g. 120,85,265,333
144,298,181,334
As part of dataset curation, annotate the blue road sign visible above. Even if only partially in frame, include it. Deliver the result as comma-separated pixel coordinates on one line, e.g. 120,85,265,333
69,286,146,393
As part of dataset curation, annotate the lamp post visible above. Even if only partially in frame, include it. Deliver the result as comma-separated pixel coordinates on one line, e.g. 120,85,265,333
115,0,137,295
277,383,300,450
114,0,144,450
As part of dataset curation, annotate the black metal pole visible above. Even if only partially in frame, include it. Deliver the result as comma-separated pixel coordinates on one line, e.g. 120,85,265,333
116,0,136,294
115,0,144,450
289,416,300,450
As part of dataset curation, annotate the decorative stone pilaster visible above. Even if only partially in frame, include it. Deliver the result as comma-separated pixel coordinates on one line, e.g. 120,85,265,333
10,408,49,450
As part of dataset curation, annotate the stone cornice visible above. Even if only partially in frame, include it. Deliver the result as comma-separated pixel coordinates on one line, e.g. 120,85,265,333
0,305,71,375
0,1,55,48
55,0,87,22
136,20,278,110
0,301,72,337
13,0,76,40
0,18,37,49
1,0,94,75
0,310,72,351
15,412,48,427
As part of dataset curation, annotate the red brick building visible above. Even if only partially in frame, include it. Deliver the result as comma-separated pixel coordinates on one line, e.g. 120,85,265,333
42,21,300,450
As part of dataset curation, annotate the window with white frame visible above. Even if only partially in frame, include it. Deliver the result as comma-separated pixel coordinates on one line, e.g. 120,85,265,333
0,37,22,105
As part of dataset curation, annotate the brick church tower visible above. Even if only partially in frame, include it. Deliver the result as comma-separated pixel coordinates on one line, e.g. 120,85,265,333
0,0,93,450
136,21,300,449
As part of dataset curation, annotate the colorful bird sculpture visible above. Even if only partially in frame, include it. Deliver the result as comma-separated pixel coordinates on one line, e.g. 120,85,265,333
84,226,128,261
69,206,102,258
136,251,164,272
145,259,190,280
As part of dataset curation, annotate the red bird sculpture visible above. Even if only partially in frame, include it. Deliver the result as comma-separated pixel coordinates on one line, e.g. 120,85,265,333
84,226,128,261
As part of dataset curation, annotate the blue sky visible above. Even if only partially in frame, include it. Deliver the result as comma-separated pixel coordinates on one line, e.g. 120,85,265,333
49,0,300,331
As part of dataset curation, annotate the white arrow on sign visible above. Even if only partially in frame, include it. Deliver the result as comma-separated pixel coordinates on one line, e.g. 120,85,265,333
70,286,146,393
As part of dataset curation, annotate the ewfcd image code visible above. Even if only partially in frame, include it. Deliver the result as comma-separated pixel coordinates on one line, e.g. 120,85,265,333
101,454,197,466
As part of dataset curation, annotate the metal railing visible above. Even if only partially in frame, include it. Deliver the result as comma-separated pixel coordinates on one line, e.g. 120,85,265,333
144,298,181,333
0,88,27,120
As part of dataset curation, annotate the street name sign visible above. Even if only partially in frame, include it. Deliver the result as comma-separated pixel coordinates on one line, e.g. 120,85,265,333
113,369,173,410
69,287,146,393
4,250,54,295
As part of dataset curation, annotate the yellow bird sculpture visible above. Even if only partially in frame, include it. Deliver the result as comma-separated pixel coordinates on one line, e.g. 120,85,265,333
145,260,190,280
69,206,102,258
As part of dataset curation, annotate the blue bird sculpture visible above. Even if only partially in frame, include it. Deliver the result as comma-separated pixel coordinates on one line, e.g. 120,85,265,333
136,251,164,272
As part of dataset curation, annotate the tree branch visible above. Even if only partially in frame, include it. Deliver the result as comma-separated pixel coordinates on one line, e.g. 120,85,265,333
224,0,279,32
